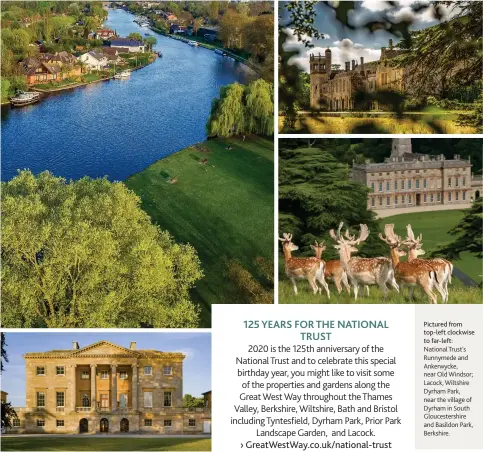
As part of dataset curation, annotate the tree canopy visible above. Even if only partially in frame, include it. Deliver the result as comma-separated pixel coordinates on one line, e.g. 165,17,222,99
182,394,205,408
433,197,483,260
279,146,387,259
207,80,274,137
1,171,203,328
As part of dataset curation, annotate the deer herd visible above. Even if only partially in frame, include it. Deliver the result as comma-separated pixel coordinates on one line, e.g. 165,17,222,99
279,223,453,304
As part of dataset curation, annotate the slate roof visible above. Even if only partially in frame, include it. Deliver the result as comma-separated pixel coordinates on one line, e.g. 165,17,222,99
110,38,143,47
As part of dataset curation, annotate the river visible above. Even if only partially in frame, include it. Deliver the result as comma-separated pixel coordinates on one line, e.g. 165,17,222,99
1,8,252,181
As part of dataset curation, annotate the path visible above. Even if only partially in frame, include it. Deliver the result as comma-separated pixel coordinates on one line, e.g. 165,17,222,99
4,433,211,438
452,268,479,287
374,203,472,218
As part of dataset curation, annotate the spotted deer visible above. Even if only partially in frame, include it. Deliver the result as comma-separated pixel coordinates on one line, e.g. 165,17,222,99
329,223,399,300
405,224,452,303
279,233,330,297
311,240,350,295
379,224,440,304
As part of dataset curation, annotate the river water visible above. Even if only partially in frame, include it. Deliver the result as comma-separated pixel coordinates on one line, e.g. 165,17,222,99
1,8,251,181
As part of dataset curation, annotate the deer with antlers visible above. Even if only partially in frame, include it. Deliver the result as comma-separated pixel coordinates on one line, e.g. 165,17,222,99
379,224,441,304
311,240,351,295
279,233,330,297
329,223,399,299
405,225,452,303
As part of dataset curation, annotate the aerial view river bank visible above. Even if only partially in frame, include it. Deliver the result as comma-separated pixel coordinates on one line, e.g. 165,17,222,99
1,3,274,329
1,8,253,182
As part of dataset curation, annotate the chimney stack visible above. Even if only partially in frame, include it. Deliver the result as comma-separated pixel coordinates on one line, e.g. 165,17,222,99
345,61,350,71
73,341,79,350
130,342,136,350
351,59,356,70
389,39,393,49
360,56,364,66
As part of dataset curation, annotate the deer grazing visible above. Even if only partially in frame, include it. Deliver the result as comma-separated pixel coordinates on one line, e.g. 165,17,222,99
405,224,452,303
311,240,350,295
378,224,440,304
329,223,399,299
279,233,330,297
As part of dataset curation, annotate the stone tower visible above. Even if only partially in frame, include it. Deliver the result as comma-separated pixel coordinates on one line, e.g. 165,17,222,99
391,138,412,158
309,49,332,109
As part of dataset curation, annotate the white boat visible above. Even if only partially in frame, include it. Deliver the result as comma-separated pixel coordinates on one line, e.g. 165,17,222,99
114,70,131,79
188,40,198,47
10,91,41,107
214,49,225,56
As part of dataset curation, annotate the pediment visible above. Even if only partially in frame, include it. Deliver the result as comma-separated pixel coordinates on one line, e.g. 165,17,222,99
72,341,138,356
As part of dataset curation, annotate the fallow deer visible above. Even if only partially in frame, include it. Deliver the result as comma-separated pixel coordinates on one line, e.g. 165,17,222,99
329,223,399,299
311,240,350,295
279,233,330,297
405,225,452,303
379,224,439,304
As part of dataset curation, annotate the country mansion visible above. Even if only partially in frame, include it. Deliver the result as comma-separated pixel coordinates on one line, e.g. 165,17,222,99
352,139,482,212
310,40,415,110
8,341,211,434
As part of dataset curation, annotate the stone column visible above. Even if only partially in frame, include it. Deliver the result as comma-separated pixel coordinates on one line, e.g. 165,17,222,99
70,364,77,412
131,364,138,411
90,364,97,411
111,364,117,412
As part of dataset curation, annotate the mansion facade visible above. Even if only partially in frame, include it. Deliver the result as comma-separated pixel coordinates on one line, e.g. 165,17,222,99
310,40,411,110
352,139,480,212
9,341,211,435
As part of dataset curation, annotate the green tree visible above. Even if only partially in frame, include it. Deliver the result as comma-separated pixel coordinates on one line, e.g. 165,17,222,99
433,197,483,260
1,402,18,430
1,79,11,102
207,82,245,137
279,146,386,259
245,79,274,136
182,394,205,408
144,36,157,50
219,9,249,49
1,333,7,373
128,32,143,42
2,171,203,329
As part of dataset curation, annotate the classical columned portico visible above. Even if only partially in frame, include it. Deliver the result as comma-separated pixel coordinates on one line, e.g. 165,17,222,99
90,364,97,410
111,364,117,412
132,364,138,411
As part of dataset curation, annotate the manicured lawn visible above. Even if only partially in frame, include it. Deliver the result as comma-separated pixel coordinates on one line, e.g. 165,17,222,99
125,137,274,326
1,437,211,451
279,209,482,304
279,114,476,134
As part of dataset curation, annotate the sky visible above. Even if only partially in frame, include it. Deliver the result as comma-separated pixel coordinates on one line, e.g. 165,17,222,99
1,332,211,407
280,0,460,72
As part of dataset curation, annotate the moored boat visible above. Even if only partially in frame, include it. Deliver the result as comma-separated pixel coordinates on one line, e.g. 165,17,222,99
214,49,225,56
10,91,41,107
188,40,198,47
114,70,131,79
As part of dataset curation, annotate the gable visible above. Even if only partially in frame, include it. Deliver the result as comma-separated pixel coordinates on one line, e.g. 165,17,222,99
71,341,138,357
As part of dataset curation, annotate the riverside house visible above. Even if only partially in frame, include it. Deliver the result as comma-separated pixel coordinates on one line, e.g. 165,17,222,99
78,51,109,70
96,28,116,40
110,38,145,53
8,340,211,435
19,52,81,85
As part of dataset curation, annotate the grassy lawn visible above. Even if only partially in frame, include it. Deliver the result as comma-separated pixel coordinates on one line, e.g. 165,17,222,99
279,209,482,304
279,280,481,304
125,137,274,326
279,115,476,134
1,437,211,451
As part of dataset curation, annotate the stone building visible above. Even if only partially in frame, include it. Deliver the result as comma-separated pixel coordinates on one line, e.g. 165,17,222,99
352,139,475,212
310,39,409,110
9,341,211,434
